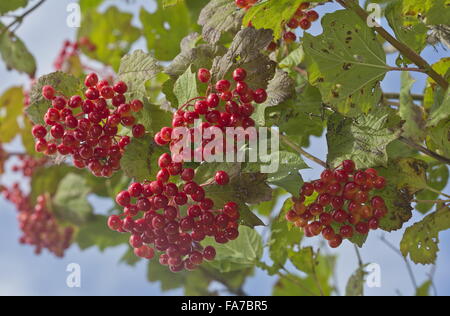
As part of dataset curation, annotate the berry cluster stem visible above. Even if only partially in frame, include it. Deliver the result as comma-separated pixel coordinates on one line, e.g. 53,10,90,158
336,0,449,90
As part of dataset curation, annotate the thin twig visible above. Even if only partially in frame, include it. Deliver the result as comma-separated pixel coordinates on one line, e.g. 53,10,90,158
0,0,47,36
425,186,450,199
279,133,328,168
388,67,427,73
413,199,450,204
399,136,450,166
336,0,449,90
380,236,418,291
383,93,424,101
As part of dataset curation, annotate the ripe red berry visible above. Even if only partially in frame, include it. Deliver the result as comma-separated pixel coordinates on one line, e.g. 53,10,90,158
132,124,145,138
232,68,247,82
42,85,56,100
113,81,128,94
215,171,229,185
32,125,47,139
283,31,297,43
253,89,267,104
306,10,319,22
197,68,211,83
215,80,231,93
203,246,216,261
299,18,312,30
116,191,131,207
84,73,99,87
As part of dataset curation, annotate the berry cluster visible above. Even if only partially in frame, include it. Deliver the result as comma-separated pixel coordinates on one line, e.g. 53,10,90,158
286,160,388,248
1,185,73,257
235,1,320,47
31,73,146,177
108,67,267,272
54,37,96,70
282,2,320,43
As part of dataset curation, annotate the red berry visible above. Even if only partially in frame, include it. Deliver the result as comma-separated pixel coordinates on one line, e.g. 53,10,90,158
42,85,56,100
215,80,231,93
306,10,319,22
197,68,211,83
233,68,247,82
113,81,128,94
329,235,343,248
299,18,311,30
342,160,355,173
253,89,267,104
116,191,131,207
132,124,145,138
203,246,216,261
32,125,47,139
283,31,297,43
84,73,99,87
215,171,229,185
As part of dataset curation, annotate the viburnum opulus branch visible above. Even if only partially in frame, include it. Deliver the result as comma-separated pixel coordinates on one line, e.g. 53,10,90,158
108,67,269,272
286,159,388,248
31,73,146,177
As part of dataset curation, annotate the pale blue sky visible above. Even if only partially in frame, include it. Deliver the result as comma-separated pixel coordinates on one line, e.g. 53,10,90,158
0,0,449,296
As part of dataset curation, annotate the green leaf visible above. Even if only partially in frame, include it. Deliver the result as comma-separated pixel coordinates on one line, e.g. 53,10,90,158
120,247,142,267
266,83,325,148
173,65,198,107
26,71,82,125
205,226,263,273
402,0,450,25
77,6,140,71
120,134,168,182
211,27,276,90
201,170,268,227
0,0,28,14
30,165,76,203
268,199,302,270
427,119,450,158
133,98,173,135
165,35,226,79
140,0,193,61
416,164,449,214
303,10,387,115
253,69,296,127
377,158,428,231
385,0,428,54
400,204,450,264
53,173,94,226
252,188,287,217
399,72,426,142
243,0,326,40
346,265,368,296
423,58,450,110
0,24,36,77
198,0,245,44
427,89,450,128
273,252,336,296
0,86,24,143
76,215,128,251
118,50,163,100
243,151,308,195
416,280,432,296
326,108,401,169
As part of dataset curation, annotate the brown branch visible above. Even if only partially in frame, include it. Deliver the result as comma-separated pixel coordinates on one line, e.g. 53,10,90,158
399,136,450,165
389,67,427,73
336,0,449,90
383,93,424,101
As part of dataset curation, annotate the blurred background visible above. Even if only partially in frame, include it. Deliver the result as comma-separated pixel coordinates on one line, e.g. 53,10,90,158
0,0,449,296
